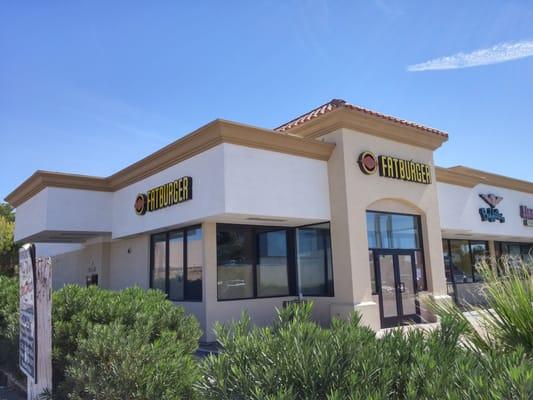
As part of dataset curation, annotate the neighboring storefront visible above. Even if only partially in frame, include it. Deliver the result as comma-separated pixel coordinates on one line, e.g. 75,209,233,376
6,99,533,341
437,167,533,305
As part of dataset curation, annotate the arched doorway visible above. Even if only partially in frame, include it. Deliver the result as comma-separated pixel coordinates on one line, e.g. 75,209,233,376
366,199,427,327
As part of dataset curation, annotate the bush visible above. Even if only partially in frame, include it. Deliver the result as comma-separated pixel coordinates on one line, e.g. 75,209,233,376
52,285,202,398
198,303,533,399
432,258,533,357
0,275,19,370
64,323,199,400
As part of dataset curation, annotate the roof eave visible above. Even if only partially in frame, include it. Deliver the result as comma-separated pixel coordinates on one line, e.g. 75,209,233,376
5,119,335,208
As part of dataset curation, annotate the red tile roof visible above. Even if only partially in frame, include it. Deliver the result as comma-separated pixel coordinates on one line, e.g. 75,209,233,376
274,99,448,138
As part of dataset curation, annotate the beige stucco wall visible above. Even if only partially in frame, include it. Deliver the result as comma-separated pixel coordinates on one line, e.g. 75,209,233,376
322,128,448,329
109,235,150,290
51,239,111,290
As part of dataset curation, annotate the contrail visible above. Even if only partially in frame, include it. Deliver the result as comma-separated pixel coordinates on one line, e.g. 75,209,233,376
407,40,533,71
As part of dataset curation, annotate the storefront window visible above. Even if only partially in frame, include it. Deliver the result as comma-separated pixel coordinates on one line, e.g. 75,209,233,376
496,241,533,271
217,223,334,301
522,244,533,262
367,212,421,249
151,234,167,293
168,231,184,300
470,241,489,281
150,225,203,302
442,239,488,283
257,230,290,297
217,227,255,300
297,223,334,297
186,227,203,300
449,240,473,283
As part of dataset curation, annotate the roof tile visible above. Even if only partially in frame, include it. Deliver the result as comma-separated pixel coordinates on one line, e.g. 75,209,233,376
275,99,448,138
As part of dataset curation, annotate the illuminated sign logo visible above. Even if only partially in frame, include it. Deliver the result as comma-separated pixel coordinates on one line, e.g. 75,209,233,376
135,176,192,216
520,205,533,227
358,151,378,175
479,193,505,223
357,152,432,184
134,194,148,215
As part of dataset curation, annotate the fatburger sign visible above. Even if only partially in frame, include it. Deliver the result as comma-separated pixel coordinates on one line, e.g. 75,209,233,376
358,151,432,185
135,176,192,215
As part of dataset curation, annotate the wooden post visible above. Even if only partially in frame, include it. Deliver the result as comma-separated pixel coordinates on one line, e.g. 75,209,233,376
27,257,52,400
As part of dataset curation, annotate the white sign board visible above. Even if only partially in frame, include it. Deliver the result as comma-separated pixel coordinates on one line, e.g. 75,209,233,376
19,244,36,381
19,244,53,399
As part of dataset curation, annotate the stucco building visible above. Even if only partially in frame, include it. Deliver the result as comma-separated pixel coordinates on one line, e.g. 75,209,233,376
7,99,533,341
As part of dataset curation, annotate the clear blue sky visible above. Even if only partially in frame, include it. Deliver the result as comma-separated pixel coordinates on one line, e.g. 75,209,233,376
1,1,532,201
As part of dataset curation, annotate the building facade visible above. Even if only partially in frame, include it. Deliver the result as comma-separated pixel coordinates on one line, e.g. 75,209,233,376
7,99,533,342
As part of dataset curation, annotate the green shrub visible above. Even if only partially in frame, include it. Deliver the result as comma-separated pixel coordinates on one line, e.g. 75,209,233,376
64,323,199,400
52,285,202,398
198,303,533,399
0,275,18,369
431,258,533,357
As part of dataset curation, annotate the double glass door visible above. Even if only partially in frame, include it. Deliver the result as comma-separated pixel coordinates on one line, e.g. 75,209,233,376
374,250,420,328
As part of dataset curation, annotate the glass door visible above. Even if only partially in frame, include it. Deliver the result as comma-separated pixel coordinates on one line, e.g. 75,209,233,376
374,250,420,328
397,254,417,319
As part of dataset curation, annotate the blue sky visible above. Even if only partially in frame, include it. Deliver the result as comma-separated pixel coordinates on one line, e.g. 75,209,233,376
1,1,532,201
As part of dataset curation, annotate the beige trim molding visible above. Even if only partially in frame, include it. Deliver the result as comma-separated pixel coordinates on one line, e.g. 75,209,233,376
5,171,112,208
5,119,335,207
281,108,448,150
435,166,533,194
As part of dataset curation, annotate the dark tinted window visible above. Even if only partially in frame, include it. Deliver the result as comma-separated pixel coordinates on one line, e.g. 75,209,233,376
366,212,421,249
217,227,254,300
150,226,203,302
297,223,334,296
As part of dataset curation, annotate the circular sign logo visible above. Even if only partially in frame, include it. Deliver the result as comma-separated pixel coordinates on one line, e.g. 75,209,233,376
358,151,377,175
134,193,148,215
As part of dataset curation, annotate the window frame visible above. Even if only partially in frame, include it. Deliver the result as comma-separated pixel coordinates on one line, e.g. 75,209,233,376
442,239,489,284
216,222,334,301
149,224,203,302
366,211,427,294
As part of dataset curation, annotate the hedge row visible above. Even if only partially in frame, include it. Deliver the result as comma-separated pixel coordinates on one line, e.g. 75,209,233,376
1,265,532,399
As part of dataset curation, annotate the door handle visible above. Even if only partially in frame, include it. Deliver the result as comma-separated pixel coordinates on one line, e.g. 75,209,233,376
398,282,405,293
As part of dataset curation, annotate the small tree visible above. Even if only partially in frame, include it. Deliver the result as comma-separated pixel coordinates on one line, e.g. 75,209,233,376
0,202,18,276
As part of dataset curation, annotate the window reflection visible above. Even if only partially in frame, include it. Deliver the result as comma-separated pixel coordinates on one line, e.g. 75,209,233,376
150,226,203,302
168,231,184,300
297,223,334,297
217,228,254,300
216,223,334,301
257,230,289,297
442,239,488,284
151,234,166,293
186,227,203,300
367,212,421,249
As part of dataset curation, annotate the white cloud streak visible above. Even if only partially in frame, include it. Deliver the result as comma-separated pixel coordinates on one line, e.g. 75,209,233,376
407,40,533,72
